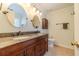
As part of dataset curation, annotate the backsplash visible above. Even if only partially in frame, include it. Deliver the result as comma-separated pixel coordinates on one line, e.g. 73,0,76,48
0,31,40,38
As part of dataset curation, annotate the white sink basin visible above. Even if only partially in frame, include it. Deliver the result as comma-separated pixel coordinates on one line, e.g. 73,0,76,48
13,36,30,40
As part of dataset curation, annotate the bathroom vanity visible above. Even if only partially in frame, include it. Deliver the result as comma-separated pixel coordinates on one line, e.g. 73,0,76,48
0,3,48,56
0,33,48,56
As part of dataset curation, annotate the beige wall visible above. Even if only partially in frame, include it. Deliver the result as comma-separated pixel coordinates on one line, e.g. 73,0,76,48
0,3,43,33
74,3,79,55
47,5,74,49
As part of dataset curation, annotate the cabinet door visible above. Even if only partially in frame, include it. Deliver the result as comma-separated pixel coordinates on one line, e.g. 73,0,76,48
16,52,25,56
35,42,41,56
42,18,48,29
40,37,48,55
11,50,25,56
45,38,48,51
40,41,45,55
25,45,35,56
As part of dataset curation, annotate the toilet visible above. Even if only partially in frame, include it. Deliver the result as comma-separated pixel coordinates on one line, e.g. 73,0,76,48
48,38,55,47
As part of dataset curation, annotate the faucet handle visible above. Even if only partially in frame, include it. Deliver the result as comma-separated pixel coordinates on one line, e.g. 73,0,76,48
17,31,21,36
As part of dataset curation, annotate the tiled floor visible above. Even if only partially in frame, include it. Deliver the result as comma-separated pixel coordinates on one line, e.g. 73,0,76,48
44,45,74,56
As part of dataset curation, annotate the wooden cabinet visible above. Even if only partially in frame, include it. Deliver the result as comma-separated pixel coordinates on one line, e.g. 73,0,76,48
42,18,48,29
25,45,35,56
0,34,48,56
12,50,25,56
35,41,41,56
41,40,46,55
35,36,48,56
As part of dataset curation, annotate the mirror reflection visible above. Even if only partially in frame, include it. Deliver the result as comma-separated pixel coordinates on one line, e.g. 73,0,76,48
31,15,40,29
6,3,28,28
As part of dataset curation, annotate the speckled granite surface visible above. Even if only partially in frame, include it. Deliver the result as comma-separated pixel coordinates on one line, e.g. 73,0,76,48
0,33,47,49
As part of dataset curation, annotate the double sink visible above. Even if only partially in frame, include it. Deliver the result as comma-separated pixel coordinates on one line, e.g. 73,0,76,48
0,33,43,48
13,36,30,40
0,35,32,48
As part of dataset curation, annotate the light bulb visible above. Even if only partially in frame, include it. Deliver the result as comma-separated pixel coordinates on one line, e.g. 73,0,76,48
36,10,39,14
33,7,36,11
39,13,42,16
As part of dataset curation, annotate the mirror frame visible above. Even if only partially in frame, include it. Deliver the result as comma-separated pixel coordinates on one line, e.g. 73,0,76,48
31,15,40,28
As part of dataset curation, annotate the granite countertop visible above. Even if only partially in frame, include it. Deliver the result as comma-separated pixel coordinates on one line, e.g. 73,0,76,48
0,33,47,49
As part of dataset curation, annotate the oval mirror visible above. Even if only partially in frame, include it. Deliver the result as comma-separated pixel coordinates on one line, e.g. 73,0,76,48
31,15,40,28
6,3,28,28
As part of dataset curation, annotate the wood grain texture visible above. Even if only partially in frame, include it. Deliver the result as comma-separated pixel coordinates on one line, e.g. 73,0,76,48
0,34,48,56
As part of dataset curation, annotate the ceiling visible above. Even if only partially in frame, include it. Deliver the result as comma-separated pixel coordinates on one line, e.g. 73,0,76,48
31,3,73,13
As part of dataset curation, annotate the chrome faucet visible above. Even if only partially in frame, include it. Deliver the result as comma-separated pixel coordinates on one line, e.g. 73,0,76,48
17,31,21,36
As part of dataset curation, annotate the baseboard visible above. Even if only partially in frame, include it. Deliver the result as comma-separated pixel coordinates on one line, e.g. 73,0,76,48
48,44,54,47
54,43,74,50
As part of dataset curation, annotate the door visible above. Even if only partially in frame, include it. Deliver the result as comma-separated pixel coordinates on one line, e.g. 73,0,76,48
72,3,79,56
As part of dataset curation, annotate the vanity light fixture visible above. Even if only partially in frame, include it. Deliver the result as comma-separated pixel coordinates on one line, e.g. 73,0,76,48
36,9,42,16
33,7,36,12
2,11,8,14
39,12,42,16
0,3,9,14
36,10,39,14
32,6,42,16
